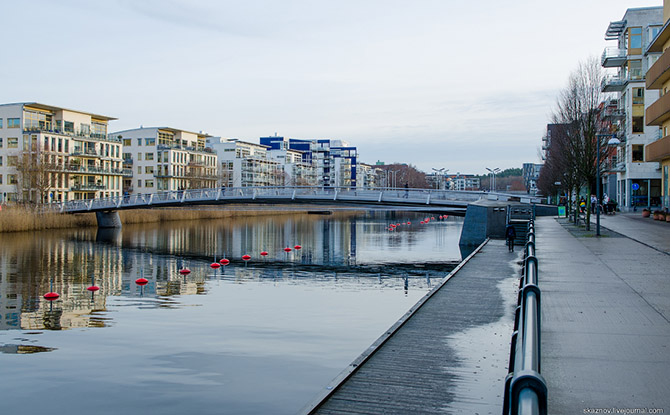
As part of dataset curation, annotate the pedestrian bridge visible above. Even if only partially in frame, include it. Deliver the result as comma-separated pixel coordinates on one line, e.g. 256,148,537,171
53,186,543,227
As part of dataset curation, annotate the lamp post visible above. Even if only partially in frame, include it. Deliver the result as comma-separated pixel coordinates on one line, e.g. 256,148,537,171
596,134,621,236
432,167,446,189
486,167,500,192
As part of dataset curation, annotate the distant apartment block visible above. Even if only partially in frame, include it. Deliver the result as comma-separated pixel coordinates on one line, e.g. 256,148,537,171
357,163,383,188
522,163,543,194
261,136,357,188
207,138,287,187
0,102,122,203
112,127,217,194
446,174,480,191
602,7,663,210
645,1,670,209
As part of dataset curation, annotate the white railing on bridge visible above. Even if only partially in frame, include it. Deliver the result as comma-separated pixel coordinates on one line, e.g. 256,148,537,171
52,186,500,214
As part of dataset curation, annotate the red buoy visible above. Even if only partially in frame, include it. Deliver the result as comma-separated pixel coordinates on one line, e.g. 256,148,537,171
135,278,148,286
283,247,292,253
44,292,60,300
396,223,401,226
179,268,191,275
420,221,425,224
294,245,302,250
390,224,396,228
260,251,268,257
242,254,251,261
431,217,435,220
220,258,230,265
210,262,221,268
86,286,100,292
407,221,411,225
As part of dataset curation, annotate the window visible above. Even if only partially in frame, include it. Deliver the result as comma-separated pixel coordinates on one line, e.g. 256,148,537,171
123,139,132,147
145,138,155,146
137,166,142,174
628,26,642,52
145,152,154,161
137,179,142,187
7,118,19,128
137,138,142,146
0,175,2,185
628,60,642,80
7,137,18,148
145,166,154,174
8,174,17,184
0,118,3,128
64,121,74,133
632,144,644,162
123,152,132,161
0,156,2,166
145,180,154,188
137,152,142,161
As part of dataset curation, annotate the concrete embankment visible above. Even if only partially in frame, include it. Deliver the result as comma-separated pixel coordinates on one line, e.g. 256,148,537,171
304,239,521,414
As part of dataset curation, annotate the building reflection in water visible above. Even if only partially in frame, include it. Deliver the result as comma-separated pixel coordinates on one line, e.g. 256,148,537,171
0,211,460,331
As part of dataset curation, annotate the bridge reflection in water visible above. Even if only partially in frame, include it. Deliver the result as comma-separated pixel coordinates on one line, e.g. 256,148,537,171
0,211,462,332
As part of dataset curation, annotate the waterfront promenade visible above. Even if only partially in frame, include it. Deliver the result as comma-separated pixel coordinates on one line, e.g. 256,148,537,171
304,239,521,414
537,214,670,413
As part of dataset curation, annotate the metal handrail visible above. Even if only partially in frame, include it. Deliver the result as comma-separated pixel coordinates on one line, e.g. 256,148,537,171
504,220,547,415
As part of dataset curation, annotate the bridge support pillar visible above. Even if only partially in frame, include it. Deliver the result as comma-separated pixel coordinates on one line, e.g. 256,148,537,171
95,211,122,228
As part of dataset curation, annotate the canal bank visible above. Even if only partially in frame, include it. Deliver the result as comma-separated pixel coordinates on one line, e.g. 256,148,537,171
303,238,521,414
536,216,670,413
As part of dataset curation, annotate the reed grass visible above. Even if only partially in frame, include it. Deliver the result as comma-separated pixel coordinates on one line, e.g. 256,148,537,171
0,205,331,233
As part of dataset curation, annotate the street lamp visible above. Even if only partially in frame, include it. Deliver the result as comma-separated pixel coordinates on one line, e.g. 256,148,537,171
432,167,446,190
486,167,500,192
596,134,621,236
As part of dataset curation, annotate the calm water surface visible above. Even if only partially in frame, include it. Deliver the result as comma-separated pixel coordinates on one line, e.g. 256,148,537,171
0,211,463,414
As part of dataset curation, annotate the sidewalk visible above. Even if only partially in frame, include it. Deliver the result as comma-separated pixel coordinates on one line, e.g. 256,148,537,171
600,212,670,255
536,216,670,414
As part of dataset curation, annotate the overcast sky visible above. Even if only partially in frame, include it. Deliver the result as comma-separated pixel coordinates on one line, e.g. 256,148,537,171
2,0,661,174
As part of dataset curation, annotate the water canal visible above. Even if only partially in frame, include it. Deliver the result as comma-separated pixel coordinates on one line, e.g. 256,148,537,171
0,210,464,415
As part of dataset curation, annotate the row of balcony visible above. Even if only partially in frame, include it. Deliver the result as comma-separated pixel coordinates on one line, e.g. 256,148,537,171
156,144,214,155
24,127,120,143
46,164,125,175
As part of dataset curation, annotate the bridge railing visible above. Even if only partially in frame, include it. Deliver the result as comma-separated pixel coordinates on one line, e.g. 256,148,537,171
504,220,547,415
52,186,494,213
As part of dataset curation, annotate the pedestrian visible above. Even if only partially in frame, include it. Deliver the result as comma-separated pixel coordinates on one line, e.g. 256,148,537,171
505,223,517,252
404,182,409,198
591,194,597,214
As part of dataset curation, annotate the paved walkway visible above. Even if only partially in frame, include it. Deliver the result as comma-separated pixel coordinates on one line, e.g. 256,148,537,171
600,212,670,255
536,216,670,414
305,239,520,415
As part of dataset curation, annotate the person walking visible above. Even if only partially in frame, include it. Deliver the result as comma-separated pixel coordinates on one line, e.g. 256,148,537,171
505,223,517,252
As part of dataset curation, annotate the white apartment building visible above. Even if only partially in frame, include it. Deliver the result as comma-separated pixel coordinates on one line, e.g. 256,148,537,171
357,163,383,189
602,7,664,210
266,147,316,186
113,127,217,194
447,174,480,191
0,102,123,203
207,138,284,187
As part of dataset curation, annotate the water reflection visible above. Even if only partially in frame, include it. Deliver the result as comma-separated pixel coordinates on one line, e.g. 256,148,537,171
0,212,462,332
0,211,463,415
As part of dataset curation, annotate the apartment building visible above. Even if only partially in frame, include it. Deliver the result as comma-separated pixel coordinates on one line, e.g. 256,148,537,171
446,174,480,191
0,102,122,203
602,7,664,210
522,163,543,194
357,163,383,188
645,0,670,209
207,137,285,187
113,127,217,194
260,136,357,188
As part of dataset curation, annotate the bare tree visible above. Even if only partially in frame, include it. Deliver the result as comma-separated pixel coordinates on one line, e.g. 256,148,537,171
550,57,609,229
379,163,428,188
15,150,57,204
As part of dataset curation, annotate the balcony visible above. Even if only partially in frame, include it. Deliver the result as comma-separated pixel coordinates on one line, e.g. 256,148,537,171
646,49,670,90
601,48,627,67
71,183,106,192
646,135,670,162
601,74,626,93
22,126,120,143
71,148,100,158
646,92,670,126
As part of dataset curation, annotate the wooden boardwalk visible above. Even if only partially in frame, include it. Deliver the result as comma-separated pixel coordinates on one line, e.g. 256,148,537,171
303,239,520,414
